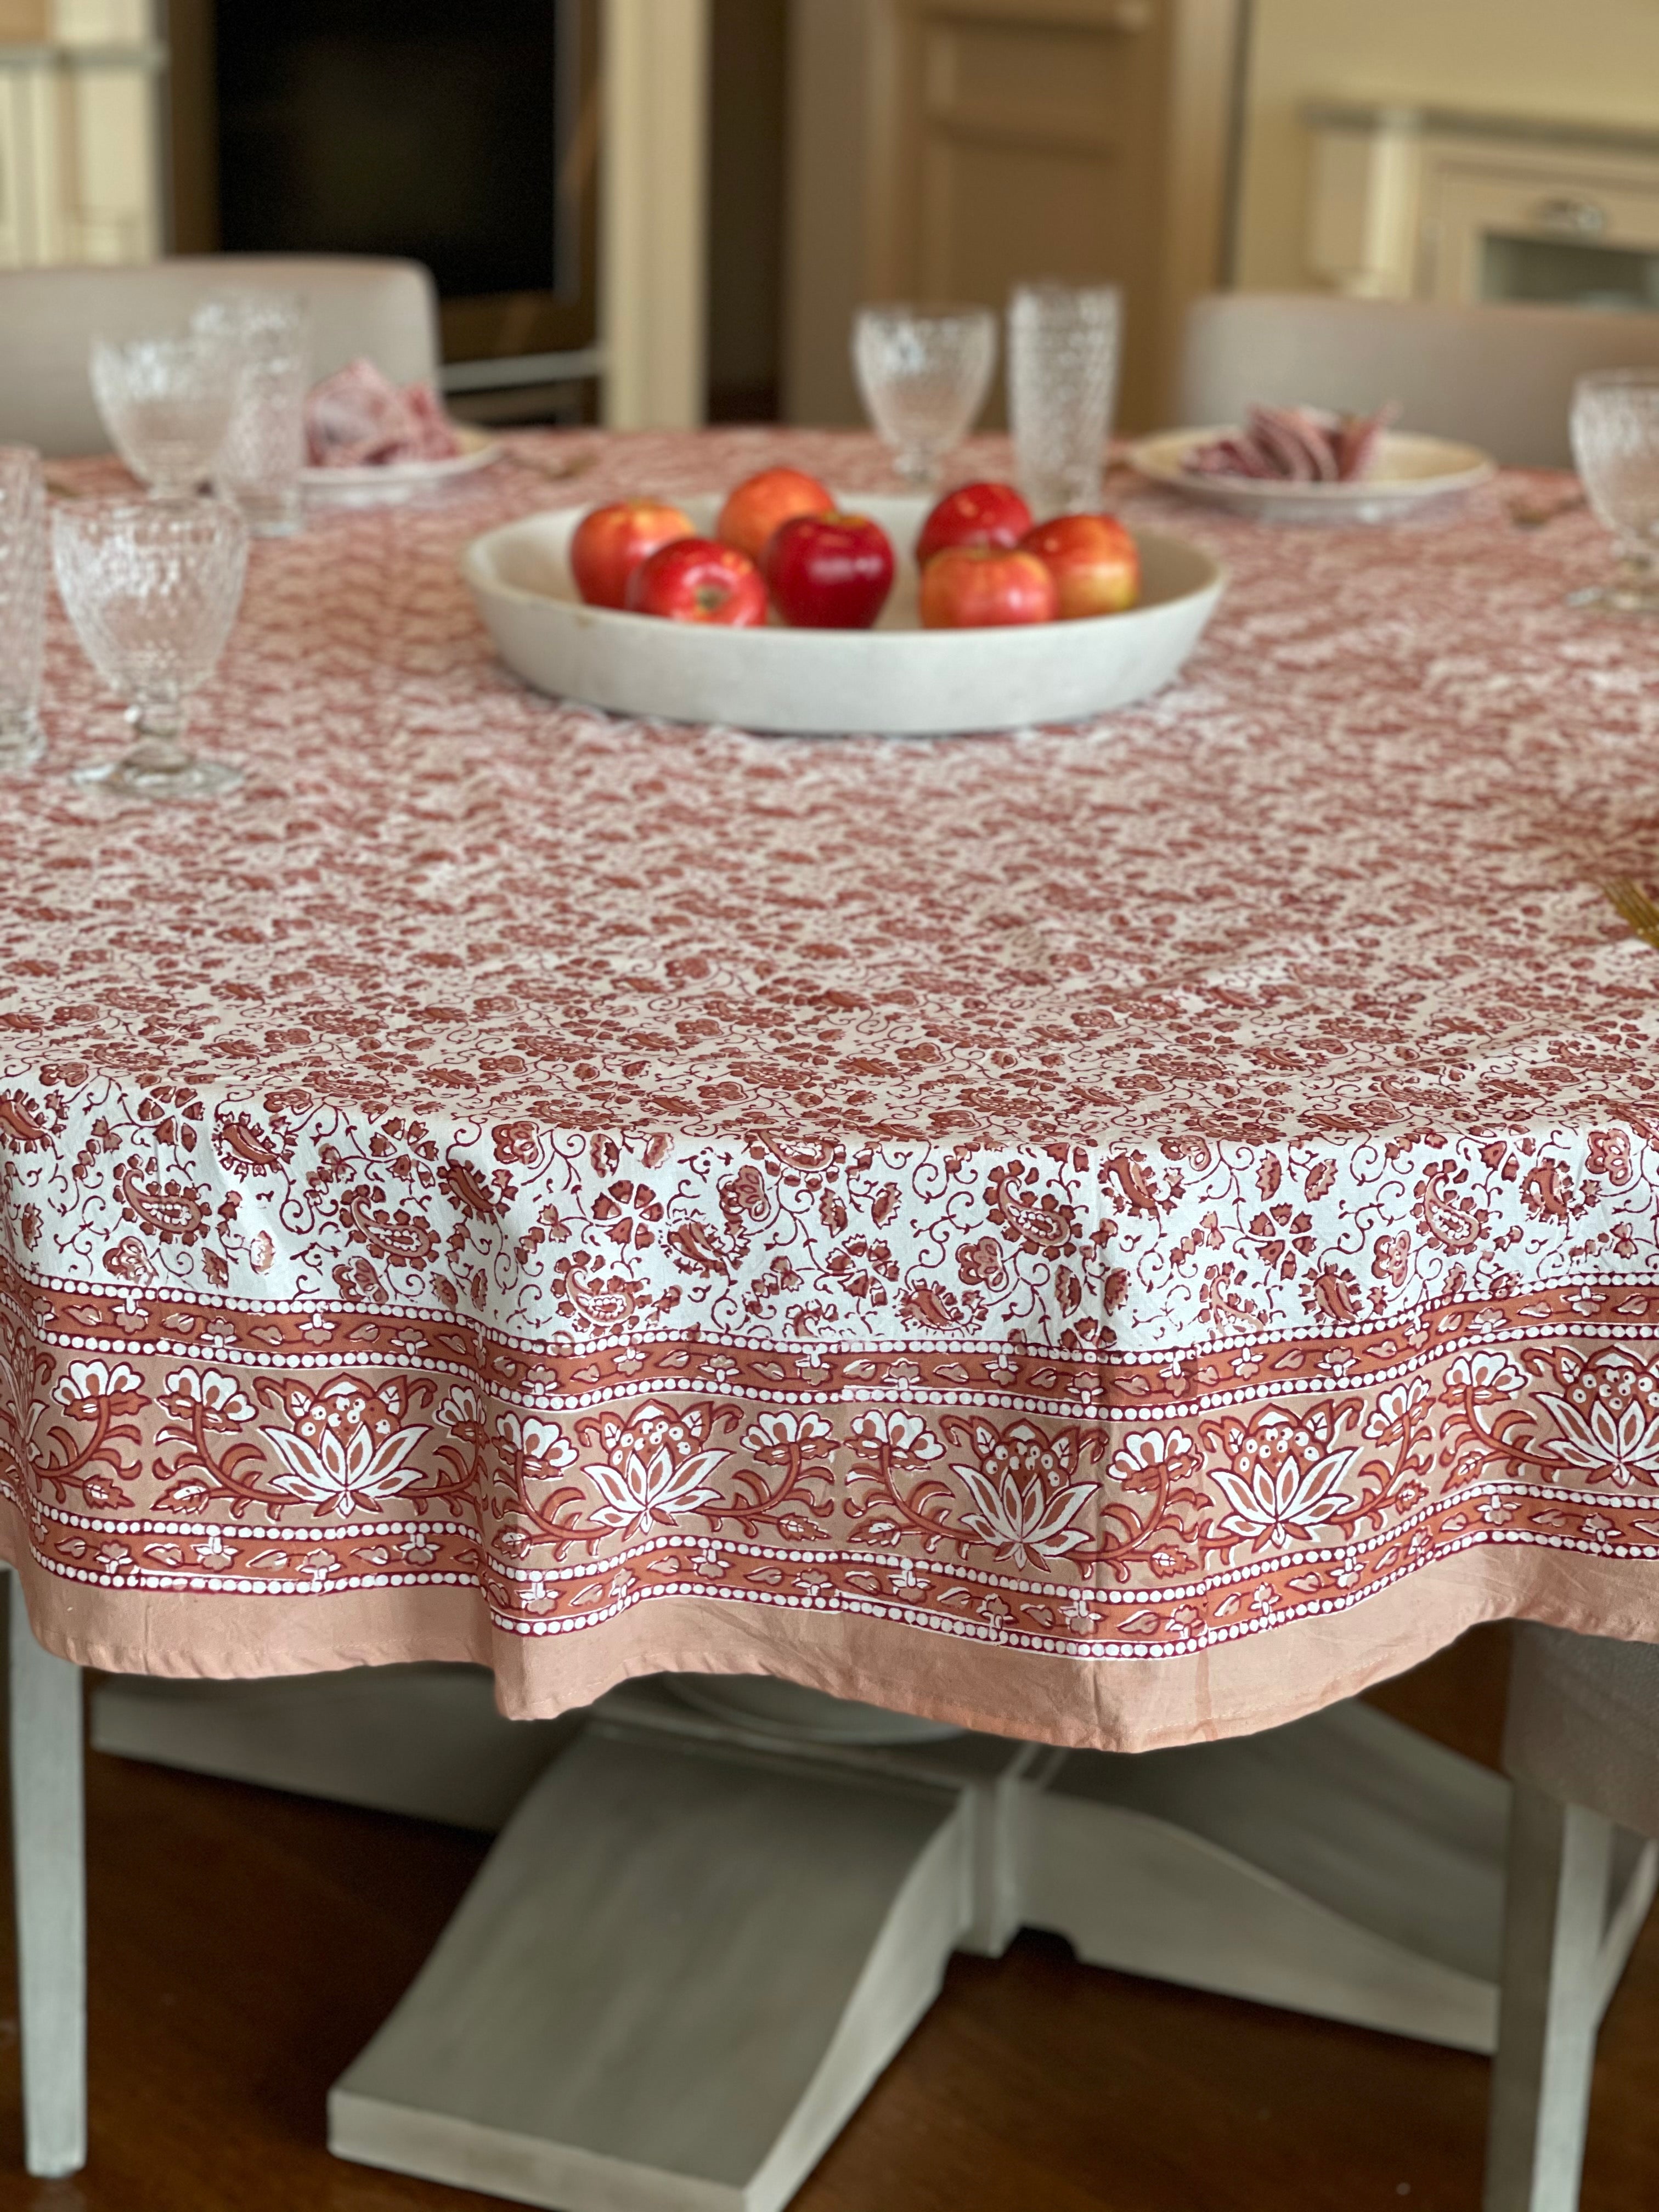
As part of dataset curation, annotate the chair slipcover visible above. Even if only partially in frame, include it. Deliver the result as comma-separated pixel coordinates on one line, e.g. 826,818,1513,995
1180,292,1659,470
0,254,441,456
1505,1623,1659,1842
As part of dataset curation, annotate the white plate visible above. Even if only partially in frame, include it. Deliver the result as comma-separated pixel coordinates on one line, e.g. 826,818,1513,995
1126,427,1496,524
302,423,501,509
461,492,1224,737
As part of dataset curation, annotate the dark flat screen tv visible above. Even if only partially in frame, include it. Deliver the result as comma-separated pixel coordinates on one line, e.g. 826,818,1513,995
167,0,599,368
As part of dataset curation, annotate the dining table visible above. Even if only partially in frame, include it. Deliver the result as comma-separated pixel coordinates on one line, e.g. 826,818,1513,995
16,424,1659,2209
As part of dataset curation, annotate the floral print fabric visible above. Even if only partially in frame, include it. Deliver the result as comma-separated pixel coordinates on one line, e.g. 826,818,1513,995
9,430,1659,1735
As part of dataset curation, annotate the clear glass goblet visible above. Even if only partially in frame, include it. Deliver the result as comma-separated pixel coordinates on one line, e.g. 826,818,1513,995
89,334,238,500
51,496,249,801
193,291,312,538
852,303,997,487
0,447,47,771
1568,369,1659,614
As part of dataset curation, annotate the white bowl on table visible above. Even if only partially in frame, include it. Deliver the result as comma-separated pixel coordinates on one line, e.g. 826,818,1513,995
461,492,1224,737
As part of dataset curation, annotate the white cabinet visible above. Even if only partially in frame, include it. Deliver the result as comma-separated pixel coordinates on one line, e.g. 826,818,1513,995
1427,159,1659,309
1305,101,1659,314
0,0,163,269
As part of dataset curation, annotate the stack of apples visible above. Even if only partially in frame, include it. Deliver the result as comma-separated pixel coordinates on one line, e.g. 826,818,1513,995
569,467,1140,631
912,483,1139,627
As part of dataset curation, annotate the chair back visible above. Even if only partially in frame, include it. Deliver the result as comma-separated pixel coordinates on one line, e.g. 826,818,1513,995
1179,293,1659,469
1505,1622,1659,1839
0,255,441,457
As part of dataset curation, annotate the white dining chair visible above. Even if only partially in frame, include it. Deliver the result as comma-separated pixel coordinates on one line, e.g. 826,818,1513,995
1180,293,1659,469
0,254,441,457
4,1566,86,2177
1485,1624,1659,2210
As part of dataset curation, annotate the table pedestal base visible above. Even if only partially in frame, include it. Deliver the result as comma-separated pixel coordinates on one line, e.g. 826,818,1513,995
90,1668,1659,2211
329,1691,1029,2212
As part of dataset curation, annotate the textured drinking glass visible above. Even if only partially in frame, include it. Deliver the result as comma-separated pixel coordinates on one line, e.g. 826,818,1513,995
194,291,311,537
0,448,46,770
89,334,238,499
52,497,249,800
1008,283,1122,518
852,303,996,486
1569,370,1659,613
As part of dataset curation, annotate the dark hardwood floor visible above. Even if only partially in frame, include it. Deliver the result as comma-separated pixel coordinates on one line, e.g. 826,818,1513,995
0,1627,1654,2212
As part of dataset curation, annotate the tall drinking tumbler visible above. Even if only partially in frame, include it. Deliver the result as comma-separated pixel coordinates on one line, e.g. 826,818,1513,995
195,291,311,538
1008,283,1122,518
0,447,46,770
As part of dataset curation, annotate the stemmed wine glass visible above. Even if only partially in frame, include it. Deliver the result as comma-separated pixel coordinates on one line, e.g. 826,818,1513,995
1568,369,1659,614
51,497,249,800
853,303,997,487
89,335,238,500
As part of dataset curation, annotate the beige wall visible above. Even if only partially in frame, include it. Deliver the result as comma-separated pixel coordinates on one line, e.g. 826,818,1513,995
1237,0,1659,290
53,0,152,37
0,1,151,39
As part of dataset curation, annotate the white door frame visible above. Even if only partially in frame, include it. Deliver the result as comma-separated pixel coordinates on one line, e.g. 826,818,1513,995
601,0,710,428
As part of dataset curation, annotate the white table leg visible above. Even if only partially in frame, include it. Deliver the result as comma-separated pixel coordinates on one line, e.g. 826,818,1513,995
7,1568,87,2179
1485,1785,1614,2212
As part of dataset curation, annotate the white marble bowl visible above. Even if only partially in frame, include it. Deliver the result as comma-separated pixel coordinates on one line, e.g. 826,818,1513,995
461,492,1224,736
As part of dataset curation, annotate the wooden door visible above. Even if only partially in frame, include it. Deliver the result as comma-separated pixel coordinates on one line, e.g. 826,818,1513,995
786,0,1242,434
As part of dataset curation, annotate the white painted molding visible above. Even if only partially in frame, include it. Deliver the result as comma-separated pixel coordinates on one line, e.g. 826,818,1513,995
600,0,709,430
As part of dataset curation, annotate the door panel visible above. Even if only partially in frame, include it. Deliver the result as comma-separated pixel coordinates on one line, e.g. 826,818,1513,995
927,15,1128,138
919,139,1121,305
883,0,1221,432
784,0,1241,433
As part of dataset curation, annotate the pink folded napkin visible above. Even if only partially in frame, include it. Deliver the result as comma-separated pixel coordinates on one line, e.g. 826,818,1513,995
305,357,464,469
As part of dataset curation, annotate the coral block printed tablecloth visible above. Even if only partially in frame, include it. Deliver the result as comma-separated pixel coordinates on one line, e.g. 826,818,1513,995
10,428,1659,1746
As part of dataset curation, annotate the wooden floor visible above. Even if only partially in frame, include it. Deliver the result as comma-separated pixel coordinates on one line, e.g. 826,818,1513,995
0,1630,1655,2211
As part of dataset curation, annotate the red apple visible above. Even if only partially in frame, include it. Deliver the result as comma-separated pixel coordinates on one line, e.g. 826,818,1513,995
916,480,1034,565
919,545,1058,629
1021,513,1141,619
626,537,768,625
764,510,895,629
571,498,695,610
717,466,834,565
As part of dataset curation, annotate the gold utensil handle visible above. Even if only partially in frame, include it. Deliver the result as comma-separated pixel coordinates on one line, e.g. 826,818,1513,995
1602,878,1659,954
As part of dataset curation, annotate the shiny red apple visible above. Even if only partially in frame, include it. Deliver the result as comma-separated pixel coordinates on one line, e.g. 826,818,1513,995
627,537,768,625
764,511,895,629
916,480,1034,565
571,497,695,610
717,466,834,565
919,545,1058,629
1022,512,1141,618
